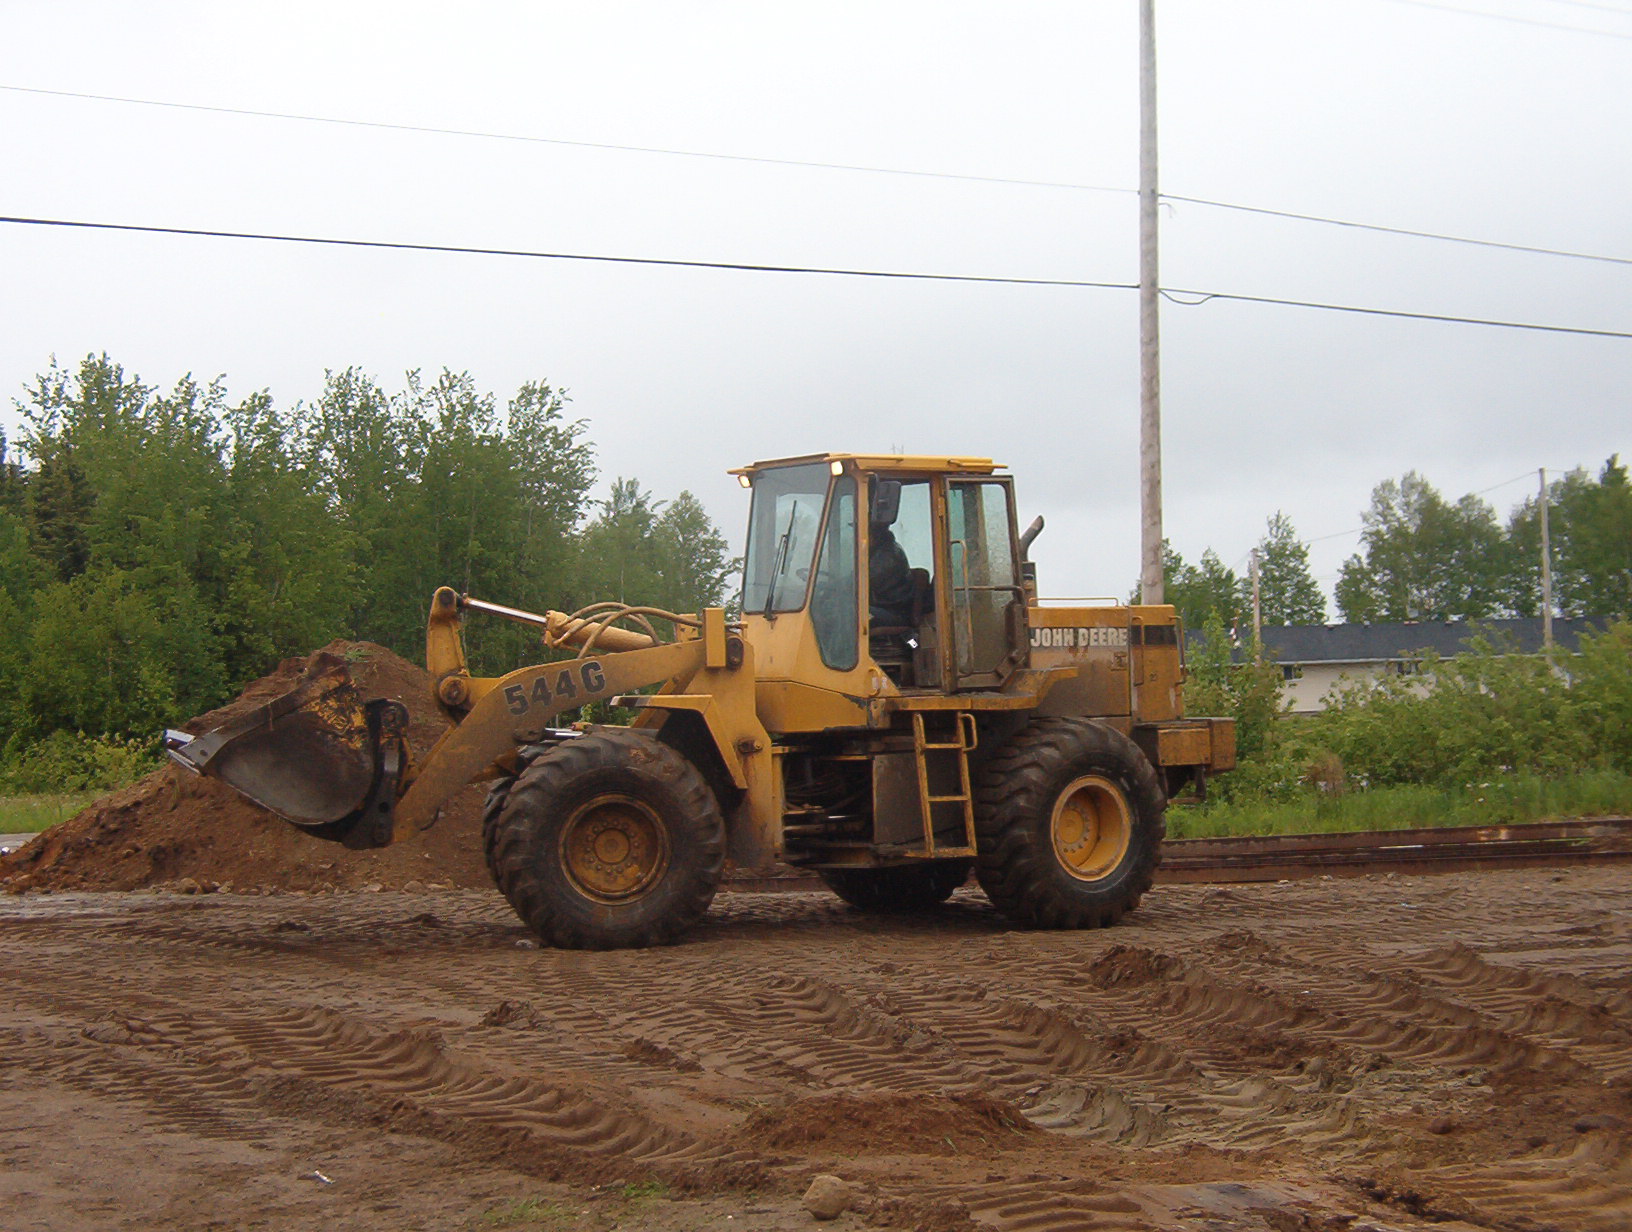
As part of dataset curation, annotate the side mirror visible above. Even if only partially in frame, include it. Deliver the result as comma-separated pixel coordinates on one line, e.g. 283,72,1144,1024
870,479,902,526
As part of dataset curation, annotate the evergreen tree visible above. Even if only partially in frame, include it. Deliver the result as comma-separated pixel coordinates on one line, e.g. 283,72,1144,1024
651,490,736,614
579,478,664,606
1252,512,1326,625
577,481,735,618
1162,545,1245,635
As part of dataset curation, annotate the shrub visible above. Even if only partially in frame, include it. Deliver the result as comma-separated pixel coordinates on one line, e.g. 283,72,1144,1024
0,730,159,794
1317,628,1620,787
1570,621,1632,771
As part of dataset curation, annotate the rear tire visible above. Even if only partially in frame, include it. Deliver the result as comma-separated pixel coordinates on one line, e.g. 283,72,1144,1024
819,860,972,912
974,718,1164,929
483,729,725,949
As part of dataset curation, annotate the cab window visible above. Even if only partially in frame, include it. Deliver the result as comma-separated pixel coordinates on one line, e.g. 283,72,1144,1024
742,462,829,615
810,477,858,669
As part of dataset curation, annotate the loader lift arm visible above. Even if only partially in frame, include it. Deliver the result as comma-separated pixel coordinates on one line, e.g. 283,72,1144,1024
169,586,748,850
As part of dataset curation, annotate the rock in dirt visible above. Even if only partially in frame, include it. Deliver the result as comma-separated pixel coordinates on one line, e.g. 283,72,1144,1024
802,1174,853,1220
0,642,493,896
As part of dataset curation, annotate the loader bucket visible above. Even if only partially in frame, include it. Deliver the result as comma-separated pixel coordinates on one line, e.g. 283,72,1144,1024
165,656,400,830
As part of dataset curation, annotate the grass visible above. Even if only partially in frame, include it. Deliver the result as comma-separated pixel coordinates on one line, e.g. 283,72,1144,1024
0,791,103,838
469,1183,667,1230
474,1196,577,1228
1168,770,1632,839
615,1180,668,1202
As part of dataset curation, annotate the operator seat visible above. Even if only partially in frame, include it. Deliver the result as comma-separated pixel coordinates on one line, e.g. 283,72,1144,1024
869,567,932,684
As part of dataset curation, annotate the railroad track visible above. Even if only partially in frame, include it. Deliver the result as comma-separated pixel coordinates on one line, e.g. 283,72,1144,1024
723,818,1632,891
1158,816,1632,882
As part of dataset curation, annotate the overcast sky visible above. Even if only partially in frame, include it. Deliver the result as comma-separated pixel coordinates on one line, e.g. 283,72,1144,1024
2,0,1628,614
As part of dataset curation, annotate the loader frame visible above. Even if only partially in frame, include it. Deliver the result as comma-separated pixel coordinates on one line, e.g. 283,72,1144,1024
168,452,1235,948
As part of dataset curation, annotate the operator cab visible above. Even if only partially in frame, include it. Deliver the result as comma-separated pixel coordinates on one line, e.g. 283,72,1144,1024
737,455,1029,697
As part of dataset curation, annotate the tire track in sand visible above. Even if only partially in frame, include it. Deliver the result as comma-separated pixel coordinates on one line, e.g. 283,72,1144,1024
1414,1131,1632,1232
0,952,760,1186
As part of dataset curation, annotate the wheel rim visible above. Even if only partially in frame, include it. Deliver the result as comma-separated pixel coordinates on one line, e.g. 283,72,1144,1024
1050,775,1132,882
559,793,671,902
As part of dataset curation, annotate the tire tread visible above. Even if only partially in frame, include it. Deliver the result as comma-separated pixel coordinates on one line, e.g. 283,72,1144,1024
973,717,1165,929
483,729,725,950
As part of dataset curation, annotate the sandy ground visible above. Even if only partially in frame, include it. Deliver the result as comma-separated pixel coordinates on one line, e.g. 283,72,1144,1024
2,866,1630,1232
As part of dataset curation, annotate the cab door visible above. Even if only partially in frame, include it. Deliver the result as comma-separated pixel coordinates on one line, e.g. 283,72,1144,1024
943,479,1028,689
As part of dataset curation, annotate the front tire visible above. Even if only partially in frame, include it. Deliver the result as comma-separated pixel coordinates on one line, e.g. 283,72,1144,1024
974,718,1164,929
483,729,725,949
819,860,972,912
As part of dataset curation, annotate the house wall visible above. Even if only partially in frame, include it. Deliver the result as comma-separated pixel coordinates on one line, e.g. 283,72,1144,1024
1281,664,1360,713
1279,662,1431,714
1249,617,1599,716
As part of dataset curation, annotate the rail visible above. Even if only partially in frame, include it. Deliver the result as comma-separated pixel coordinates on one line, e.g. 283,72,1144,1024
1157,817,1632,883
721,818,1632,892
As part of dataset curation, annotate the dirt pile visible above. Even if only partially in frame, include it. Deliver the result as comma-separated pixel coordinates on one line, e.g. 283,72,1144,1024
1082,944,1184,989
0,642,494,895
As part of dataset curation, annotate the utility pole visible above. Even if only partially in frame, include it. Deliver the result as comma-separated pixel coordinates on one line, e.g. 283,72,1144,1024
1137,0,1164,605
1539,468,1554,650
1249,548,1263,664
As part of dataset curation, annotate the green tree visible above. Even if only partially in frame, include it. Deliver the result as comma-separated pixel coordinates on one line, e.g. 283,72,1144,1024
295,367,426,651
1147,542,1245,635
216,389,359,676
0,430,27,515
1335,472,1508,622
0,509,46,739
577,481,735,619
578,477,664,605
651,490,735,614
14,357,244,721
18,569,196,739
1506,457,1632,620
501,378,596,616
0,352,692,763
293,368,597,664
1252,512,1326,625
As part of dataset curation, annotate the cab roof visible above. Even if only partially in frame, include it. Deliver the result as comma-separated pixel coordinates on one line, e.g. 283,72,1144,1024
729,453,1002,478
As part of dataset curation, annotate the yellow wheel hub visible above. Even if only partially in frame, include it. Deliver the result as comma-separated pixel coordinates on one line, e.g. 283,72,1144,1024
559,794,670,902
1051,775,1132,882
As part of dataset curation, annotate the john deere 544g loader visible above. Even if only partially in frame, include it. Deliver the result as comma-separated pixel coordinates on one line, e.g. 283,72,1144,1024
168,454,1234,948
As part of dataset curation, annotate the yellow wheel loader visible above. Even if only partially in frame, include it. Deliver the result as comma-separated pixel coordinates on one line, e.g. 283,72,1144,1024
167,454,1235,949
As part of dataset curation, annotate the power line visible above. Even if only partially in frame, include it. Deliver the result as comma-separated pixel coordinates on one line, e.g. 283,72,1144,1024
1302,466,1578,548
1473,469,1546,496
0,214,1137,291
1159,286,1632,340
1469,466,1587,495
9,82,1630,270
1540,0,1632,16
1305,526,1366,544
6,213,1629,341
0,84,1134,198
1375,0,1632,39
1161,195,1632,268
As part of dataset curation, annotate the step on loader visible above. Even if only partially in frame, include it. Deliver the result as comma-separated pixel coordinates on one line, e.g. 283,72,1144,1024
167,454,1235,948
